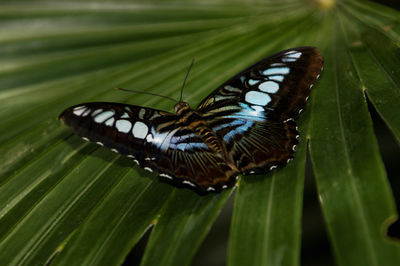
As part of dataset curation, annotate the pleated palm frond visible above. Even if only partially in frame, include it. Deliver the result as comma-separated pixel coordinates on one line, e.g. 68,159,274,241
0,0,399,265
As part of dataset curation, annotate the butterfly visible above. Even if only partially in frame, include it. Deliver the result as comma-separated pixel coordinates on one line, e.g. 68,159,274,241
59,47,323,193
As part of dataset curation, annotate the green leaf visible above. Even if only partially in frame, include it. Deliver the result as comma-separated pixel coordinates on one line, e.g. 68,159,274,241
308,7,400,265
141,189,232,266
53,176,173,266
228,137,307,266
349,29,400,142
1,1,399,266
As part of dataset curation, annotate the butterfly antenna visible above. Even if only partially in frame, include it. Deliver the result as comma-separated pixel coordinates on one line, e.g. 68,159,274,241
180,58,195,102
114,87,177,103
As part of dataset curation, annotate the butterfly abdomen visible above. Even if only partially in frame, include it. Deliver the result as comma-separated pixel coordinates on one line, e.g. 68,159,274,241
194,126,224,154
175,109,225,154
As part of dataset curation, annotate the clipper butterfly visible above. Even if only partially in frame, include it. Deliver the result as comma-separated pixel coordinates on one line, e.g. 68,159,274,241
59,47,323,193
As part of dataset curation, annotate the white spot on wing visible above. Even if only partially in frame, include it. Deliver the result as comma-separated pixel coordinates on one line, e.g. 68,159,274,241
207,187,215,192
245,91,271,106
286,51,302,58
82,137,89,142
105,117,115,126
268,75,284,82
138,108,146,119
82,109,91,117
73,106,86,116
116,119,132,133
146,134,154,143
121,112,129,119
285,51,301,57
94,111,115,123
259,81,279,93
282,58,297,62
248,79,259,86
160,173,172,180
252,105,264,112
96,142,103,146
132,121,148,139
91,109,103,117
151,127,179,151
262,67,290,76
73,106,85,111
144,167,153,172
183,180,195,187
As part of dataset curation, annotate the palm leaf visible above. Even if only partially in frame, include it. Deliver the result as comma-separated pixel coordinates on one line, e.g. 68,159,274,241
0,1,399,265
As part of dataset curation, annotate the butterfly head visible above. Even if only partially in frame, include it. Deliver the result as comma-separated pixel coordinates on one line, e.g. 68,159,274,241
174,101,191,115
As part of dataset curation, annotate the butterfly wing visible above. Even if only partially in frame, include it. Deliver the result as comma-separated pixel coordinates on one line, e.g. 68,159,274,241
59,102,238,192
197,47,323,174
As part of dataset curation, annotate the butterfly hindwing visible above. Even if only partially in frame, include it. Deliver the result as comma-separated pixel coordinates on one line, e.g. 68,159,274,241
146,128,238,191
197,47,323,174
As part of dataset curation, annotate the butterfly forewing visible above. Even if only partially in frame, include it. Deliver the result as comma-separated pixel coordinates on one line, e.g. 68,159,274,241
59,102,238,192
197,47,323,118
60,47,323,193
197,47,323,174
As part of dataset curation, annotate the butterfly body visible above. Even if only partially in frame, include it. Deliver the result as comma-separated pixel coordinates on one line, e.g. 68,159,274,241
60,47,323,193
173,104,225,154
